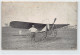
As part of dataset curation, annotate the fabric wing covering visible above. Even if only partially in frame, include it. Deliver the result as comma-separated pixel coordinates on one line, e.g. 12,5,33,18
10,21,69,32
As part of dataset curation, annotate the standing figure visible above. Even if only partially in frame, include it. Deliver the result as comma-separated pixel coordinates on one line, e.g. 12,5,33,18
29,25,37,41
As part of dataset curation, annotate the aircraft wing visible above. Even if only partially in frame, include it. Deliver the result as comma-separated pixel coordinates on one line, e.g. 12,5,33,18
10,21,69,32
49,24,69,29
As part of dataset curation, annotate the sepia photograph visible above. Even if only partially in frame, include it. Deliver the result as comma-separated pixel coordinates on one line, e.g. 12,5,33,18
1,2,77,50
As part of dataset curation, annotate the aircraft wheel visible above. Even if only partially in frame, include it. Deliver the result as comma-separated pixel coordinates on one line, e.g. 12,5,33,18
53,29,57,38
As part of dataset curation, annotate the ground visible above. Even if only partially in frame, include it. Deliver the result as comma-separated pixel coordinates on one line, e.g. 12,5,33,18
2,27,77,50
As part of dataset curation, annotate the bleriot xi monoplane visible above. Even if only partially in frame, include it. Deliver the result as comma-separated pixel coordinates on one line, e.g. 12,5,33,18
10,18,69,41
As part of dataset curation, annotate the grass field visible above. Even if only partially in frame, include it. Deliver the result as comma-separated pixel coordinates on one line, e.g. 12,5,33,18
2,27,77,50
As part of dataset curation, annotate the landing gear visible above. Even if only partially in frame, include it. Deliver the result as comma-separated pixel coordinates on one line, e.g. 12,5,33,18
52,29,57,38
45,29,57,39
47,25,57,38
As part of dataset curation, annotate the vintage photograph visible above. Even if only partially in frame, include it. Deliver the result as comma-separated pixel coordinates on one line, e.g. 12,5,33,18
1,2,77,50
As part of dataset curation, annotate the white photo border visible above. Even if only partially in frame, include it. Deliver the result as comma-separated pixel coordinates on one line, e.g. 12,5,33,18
0,0,80,55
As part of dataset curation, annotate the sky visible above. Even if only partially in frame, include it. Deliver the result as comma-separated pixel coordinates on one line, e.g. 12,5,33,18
1,2,77,26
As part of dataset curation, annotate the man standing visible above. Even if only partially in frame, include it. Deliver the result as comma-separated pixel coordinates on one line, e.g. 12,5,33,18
29,25,37,41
